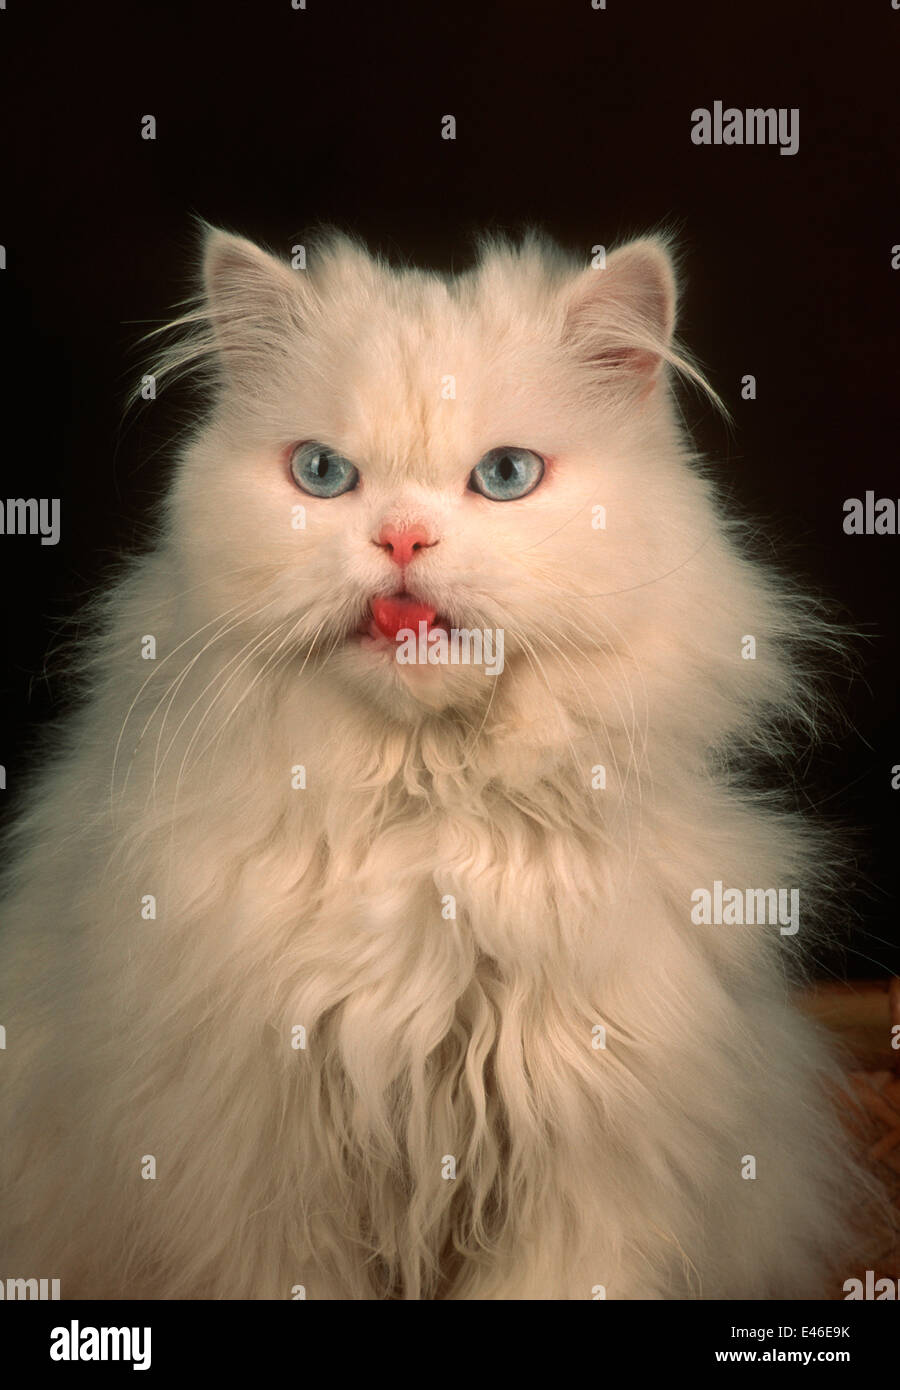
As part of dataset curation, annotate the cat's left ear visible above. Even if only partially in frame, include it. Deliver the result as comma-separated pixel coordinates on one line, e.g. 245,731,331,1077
562,237,677,389
201,227,308,380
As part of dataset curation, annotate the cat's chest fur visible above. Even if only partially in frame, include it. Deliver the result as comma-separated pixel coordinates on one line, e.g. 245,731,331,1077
277,737,618,979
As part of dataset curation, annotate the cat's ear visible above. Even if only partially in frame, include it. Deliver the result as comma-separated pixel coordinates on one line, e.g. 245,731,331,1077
562,238,677,390
201,227,308,380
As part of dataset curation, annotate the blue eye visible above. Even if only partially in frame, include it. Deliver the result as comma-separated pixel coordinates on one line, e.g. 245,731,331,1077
469,447,545,501
290,443,359,497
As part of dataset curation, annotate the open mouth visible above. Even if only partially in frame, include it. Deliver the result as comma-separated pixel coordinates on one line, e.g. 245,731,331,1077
357,592,450,642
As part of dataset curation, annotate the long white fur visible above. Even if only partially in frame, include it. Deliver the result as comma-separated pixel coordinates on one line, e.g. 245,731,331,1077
0,227,872,1298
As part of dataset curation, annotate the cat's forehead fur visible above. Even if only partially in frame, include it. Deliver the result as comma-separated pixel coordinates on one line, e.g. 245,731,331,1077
275,234,578,485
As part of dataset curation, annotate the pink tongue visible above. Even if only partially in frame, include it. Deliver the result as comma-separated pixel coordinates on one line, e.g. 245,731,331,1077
371,595,437,641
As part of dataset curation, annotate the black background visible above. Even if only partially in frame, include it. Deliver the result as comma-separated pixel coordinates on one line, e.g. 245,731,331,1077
0,0,897,977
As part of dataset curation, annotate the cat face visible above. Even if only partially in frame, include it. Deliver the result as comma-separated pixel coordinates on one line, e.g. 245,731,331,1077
168,228,693,721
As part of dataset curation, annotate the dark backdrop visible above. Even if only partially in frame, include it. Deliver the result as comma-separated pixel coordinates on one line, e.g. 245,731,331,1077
1,0,897,976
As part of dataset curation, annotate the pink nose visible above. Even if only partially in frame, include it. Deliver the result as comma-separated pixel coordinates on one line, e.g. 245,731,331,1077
375,524,437,568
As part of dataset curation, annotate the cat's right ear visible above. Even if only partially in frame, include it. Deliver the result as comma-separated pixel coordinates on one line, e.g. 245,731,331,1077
201,227,308,381
560,237,678,396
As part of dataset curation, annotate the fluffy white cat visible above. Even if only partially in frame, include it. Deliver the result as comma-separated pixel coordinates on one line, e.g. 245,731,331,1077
0,226,872,1298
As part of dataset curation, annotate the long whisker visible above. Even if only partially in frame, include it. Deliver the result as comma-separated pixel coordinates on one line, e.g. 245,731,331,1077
502,622,587,798
190,612,330,776
529,623,639,873
544,616,648,886
164,613,298,803
148,596,284,799
111,592,270,814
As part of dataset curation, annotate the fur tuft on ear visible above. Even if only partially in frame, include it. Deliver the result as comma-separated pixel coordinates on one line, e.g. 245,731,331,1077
201,227,308,382
563,237,677,385
135,225,312,404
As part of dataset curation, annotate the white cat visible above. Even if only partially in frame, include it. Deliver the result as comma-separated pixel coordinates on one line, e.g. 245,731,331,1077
0,226,872,1298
